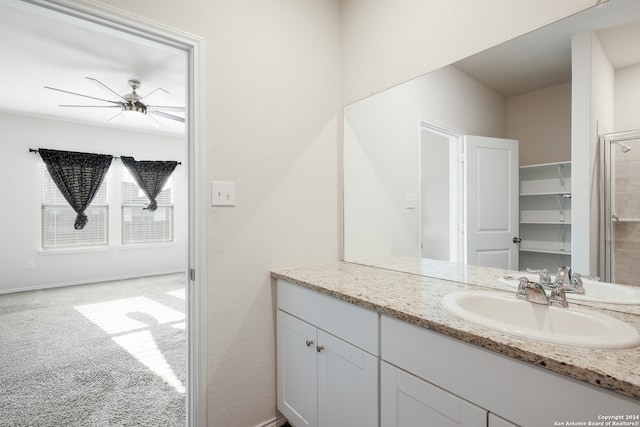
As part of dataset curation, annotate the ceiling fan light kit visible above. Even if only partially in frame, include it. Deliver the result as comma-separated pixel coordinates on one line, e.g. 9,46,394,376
45,77,185,126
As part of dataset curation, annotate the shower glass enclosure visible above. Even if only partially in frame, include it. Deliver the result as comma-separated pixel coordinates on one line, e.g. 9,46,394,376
601,129,640,285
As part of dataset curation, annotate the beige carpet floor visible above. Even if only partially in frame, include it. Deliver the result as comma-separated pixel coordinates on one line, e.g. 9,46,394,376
0,273,186,427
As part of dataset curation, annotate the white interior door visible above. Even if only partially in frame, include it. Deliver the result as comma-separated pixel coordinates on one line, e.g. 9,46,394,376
465,135,519,270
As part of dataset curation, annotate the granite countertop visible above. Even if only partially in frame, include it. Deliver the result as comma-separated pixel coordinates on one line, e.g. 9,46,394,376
271,261,640,401
348,255,640,315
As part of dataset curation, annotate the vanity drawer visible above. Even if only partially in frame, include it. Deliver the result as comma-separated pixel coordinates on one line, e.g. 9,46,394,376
277,279,379,355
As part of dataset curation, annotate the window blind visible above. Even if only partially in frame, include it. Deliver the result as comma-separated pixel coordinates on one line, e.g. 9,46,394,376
121,166,174,244
41,163,108,249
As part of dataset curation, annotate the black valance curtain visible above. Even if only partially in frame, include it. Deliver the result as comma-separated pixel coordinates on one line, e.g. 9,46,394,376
38,148,113,230
120,156,178,211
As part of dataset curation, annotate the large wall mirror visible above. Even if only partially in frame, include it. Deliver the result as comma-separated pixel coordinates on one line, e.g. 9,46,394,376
344,0,640,285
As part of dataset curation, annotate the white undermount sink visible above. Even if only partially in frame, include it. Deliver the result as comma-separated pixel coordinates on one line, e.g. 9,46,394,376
498,275,640,305
441,291,640,349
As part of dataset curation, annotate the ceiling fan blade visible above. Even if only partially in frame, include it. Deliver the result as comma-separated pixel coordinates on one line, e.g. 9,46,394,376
147,113,165,128
150,110,185,123
86,77,126,101
147,105,185,112
59,104,122,108
44,86,121,105
140,87,169,104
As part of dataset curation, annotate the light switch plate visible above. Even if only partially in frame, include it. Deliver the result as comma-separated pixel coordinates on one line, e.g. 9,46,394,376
406,192,416,209
212,181,236,206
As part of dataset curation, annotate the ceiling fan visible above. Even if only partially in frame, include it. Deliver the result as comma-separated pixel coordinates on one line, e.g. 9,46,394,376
44,77,185,126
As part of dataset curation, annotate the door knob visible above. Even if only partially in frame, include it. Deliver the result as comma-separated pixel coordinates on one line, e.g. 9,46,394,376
513,237,522,243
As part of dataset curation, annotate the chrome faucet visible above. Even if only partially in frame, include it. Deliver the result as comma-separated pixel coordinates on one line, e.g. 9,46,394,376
549,285,569,308
516,277,549,305
555,266,587,295
555,266,571,287
516,276,569,307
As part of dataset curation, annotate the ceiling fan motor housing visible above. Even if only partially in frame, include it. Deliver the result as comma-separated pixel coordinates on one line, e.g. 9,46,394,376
122,102,147,115
123,79,142,103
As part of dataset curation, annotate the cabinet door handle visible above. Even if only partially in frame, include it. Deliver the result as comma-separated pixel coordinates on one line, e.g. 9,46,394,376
305,340,314,347
316,345,324,353
513,237,522,243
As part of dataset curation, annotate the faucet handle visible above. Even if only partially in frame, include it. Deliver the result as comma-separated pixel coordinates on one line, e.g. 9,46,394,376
526,267,552,285
549,285,569,308
562,272,590,295
516,277,530,298
569,273,585,293
555,266,571,286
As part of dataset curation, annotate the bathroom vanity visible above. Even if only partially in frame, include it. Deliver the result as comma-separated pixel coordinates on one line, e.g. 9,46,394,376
272,261,640,427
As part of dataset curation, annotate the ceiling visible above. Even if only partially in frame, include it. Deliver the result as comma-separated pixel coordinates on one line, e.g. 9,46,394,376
0,1,186,136
454,0,640,97
1,0,638,128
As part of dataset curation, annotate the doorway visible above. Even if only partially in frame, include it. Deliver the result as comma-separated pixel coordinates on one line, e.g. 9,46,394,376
419,122,519,270
419,122,462,262
2,0,205,424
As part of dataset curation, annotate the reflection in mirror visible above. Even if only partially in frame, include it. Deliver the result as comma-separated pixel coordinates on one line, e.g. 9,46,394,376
344,0,640,286
601,131,640,286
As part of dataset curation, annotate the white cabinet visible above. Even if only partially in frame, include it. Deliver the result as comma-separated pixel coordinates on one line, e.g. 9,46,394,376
277,310,318,427
381,361,487,427
381,315,640,427
380,362,525,427
519,161,572,271
277,280,379,427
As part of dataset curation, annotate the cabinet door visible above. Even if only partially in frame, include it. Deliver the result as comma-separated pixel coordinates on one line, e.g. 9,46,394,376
381,362,487,427
317,330,378,427
277,310,318,427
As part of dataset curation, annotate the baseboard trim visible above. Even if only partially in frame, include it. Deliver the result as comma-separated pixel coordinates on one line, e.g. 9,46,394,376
257,414,288,427
0,270,185,295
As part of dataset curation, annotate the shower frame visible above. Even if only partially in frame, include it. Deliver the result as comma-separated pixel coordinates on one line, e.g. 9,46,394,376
599,129,640,283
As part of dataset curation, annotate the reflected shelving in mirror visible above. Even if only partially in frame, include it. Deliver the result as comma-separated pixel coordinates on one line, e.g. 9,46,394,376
519,161,572,271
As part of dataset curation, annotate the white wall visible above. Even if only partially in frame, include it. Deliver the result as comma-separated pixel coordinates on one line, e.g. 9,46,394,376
0,112,185,293
82,1,600,426
344,65,506,260
421,130,450,260
93,1,342,426
507,82,572,166
615,63,640,131
341,0,597,104
572,32,615,275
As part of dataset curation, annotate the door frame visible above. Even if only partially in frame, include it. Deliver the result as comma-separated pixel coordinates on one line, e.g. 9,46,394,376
418,120,464,263
21,0,207,425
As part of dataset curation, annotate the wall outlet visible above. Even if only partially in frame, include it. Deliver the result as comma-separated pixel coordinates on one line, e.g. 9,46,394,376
26,260,35,270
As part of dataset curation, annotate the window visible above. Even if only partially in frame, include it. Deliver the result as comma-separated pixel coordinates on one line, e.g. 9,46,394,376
41,163,109,249
121,166,174,244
